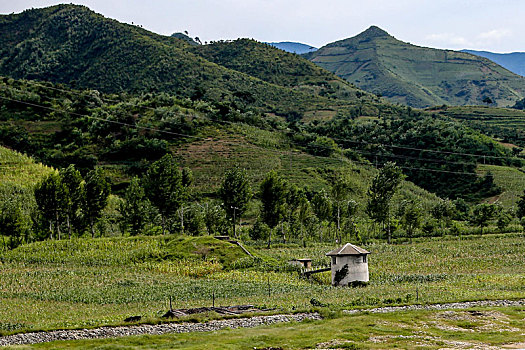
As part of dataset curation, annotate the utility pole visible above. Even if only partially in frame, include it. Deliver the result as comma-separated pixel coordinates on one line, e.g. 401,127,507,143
231,206,239,238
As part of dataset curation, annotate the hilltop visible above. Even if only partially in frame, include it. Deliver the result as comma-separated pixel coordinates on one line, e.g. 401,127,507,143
305,26,525,108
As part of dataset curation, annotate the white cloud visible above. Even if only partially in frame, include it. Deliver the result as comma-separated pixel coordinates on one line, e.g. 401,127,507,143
425,33,472,47
477,29,512,41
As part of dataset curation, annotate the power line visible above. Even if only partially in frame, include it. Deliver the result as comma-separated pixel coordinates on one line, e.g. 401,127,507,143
1,89,524,180
5,80,521,161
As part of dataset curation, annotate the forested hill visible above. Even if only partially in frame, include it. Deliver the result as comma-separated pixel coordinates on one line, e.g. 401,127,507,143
0,77,518,201
191,38,371,102
305,26,525,108
0,5,385,118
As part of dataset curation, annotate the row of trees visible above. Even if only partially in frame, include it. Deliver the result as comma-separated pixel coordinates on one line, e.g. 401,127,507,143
34,166,110,240
3,155,524,248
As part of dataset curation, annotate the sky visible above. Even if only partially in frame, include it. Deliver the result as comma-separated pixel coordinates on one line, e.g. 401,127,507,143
1,0,524,53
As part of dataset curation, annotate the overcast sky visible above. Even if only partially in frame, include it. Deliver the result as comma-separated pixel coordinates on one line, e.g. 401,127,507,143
1,0,523,53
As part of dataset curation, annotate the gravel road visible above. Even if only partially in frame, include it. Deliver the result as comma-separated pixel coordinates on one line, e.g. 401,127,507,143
0,313,321,347
2,298,525,347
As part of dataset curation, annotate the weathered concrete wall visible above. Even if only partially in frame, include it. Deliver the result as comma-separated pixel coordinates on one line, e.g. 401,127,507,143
331,255,369,286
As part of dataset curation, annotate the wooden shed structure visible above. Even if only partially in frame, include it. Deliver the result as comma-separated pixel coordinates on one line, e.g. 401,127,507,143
326,243,370,286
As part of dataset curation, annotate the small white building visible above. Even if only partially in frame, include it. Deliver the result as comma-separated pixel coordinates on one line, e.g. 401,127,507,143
326,243,370,286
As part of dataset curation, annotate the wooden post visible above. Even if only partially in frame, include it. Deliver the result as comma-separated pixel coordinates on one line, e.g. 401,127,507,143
212,291,215,308
267,276,271,298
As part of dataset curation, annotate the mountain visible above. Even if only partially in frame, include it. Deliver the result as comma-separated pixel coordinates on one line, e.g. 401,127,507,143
190,39,372,103
462,50,525,77
267,41,317,54
305,26,525,108
0,5,373,117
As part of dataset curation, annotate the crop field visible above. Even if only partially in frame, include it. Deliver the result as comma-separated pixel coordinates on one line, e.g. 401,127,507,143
1,233,525,336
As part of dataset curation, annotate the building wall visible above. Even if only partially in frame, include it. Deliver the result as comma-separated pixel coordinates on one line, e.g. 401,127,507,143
330,255,369,286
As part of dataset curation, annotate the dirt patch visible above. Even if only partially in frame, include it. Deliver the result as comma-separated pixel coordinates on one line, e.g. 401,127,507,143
429,310,519,333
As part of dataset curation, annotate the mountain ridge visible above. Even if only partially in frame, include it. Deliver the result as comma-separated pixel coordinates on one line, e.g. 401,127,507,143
0,4,380,118
462,49,525,77
306,26,525,108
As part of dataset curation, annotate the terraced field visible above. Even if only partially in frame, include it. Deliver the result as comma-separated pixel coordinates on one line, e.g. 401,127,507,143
438,106,525,148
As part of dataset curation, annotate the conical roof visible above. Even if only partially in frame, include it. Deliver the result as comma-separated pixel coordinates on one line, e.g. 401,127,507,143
326,243,369,256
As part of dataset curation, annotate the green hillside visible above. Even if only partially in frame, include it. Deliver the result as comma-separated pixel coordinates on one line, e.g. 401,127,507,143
191,39,375,103
0,146,53,186
0,78,441,215
477,164,525,208
435,105,525,148
0,5,386,118
306,26,525,108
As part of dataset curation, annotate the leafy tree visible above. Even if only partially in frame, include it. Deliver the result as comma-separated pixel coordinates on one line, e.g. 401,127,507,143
312,190,332,222
143,154,186,235
431,199,455,233
84,169,111,238
399,199,422,241
366,162,404,243
219,166,252,237
59,164,84,239
285,184,306,241
202,201,228,236
311,189,332,242
497,209,512,231
298,196,314,244
120,177,151,236
517,190,525,219
184,204,205,236
259,170,288,248
0,184,36,246
453,198,470,221
470,203,500,234
34,172,67,240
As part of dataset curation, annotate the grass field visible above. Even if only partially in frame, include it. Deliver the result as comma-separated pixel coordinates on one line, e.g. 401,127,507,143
477,164,525,207
9,306,525,349
1,233,525,336
0,146,53,186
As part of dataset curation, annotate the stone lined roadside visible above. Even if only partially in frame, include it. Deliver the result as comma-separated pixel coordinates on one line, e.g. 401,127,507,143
344,298,525,314
0,313,321,347
3,299,525,347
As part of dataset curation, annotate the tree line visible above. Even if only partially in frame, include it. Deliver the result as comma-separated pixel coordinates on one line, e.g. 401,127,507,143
3,155,524,250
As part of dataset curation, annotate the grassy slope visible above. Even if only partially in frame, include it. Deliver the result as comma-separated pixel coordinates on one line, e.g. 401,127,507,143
0,146,53,186
174,124,441,214
477,164,525,208
2,234,525,334
307,26,525,108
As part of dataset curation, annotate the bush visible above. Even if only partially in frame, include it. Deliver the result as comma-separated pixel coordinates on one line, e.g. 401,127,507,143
250,220,271,240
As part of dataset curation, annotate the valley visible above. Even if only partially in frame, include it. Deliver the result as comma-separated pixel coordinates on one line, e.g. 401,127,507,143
1,4,525,350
